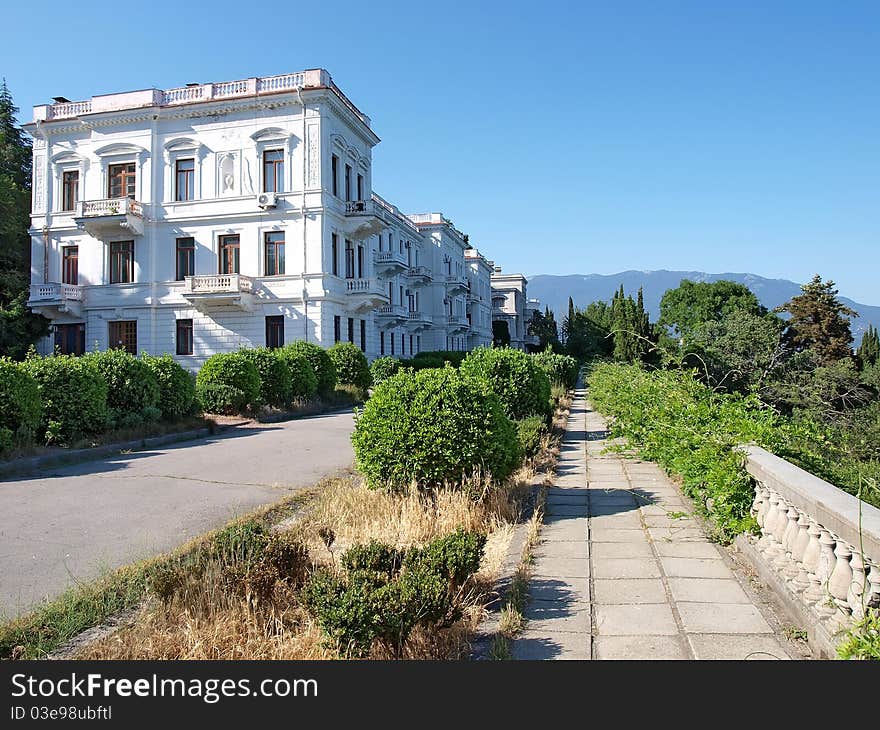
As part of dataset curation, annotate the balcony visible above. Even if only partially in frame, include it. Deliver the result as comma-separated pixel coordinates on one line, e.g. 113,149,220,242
182,274,255,311
405,310,433,332
445,274,469,296
27,283,83,319
343,200,386,240
345,277,389,312
406,265,432,287
374,249,409,278
446,313,470,333
374,304,409,327
75,198,145,239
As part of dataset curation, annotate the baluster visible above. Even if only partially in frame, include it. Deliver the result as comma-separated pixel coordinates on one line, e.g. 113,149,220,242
752,485,767,527
828,538,853,614
761,490,781,547
791,513,811,592
865,562,880,611
802,520,823,603
847,551,867,620
780,505,801,579
770,497,792,568
813,529,837,618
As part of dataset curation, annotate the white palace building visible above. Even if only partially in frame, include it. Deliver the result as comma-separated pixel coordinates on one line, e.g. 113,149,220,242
24,69,533,366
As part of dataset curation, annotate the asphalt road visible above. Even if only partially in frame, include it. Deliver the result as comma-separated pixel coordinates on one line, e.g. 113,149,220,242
0,409,355,620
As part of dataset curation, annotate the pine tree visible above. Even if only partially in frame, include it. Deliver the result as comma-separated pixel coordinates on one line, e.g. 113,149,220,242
779,275,856,365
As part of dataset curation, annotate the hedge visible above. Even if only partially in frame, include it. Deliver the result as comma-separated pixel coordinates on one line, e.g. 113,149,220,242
141,354,196,419
282,341,336,395
195,352,261,414
459,347,552,421
85,349,160,420
532,349,579,389
0,358,41,452
328,342,371,390
22,354,109,444
351,365,520,491
237,348,292,408
369,356,403,387
276,349,318,400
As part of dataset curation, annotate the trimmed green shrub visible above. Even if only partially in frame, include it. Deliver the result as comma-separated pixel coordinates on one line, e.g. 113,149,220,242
532,349,579,389
351,366,520,490
341,540,402,577
0,358,41,449
460,346,552,421
400,355,444,371
85,348,160,417
237,348,292,408
328,342,371,389
196,352,260,413
516,416,547,459
195,382,247,415
275,349,318,400
22,354,109,444
369,356,403,387
403,528,486,589
141,354,196,419
282,341,336,395
413,350,466,368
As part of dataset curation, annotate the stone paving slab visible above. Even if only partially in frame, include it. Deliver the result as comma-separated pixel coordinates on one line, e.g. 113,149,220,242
516,386,794,660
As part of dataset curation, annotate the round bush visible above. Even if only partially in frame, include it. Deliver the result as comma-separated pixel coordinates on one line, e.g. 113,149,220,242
276,349,318,399
85,348,160,417
0,358,41,447
282,341,336,395
236,348,292,408
196,352,260,413
22,355,109,444
369,356,402,387
141,354,196,419
328,342,371,389
352,366,520,490
460,347,552,421
196,382,246,415
532,349,580,389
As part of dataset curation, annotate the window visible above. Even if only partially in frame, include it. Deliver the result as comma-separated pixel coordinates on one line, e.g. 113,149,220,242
410,335,414,354
264,231,285,276
357,244,364,278
62,170,78,212
378,234,383,252
54,323,85,356
380,331,385,356
219,235,240,275
262,149,284,193
357,173,363,201
175,158,194,201
331,233,339,276
110,241,134,284
62,246,78,285
360,319,366,352
347,317,354,343
265,316,284,349
344,164,352,201
175,237,195,281
401,331,405,356
345,239,354,279
176,319,193,355
108,163,136,199
390,332,395,356
331,155,339,197
109,320,137,355
334,315,341,343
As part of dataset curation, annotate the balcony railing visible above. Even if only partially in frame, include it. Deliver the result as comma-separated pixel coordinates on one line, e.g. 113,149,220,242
79,197,143,218
345,200,374,215
345,277,383,294
375,250,408,265
375,304,408,319
30,283,83,302
184,274,253,294
406,265,431,280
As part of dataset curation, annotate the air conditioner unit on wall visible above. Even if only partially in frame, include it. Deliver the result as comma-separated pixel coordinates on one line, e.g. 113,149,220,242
257,192,277,209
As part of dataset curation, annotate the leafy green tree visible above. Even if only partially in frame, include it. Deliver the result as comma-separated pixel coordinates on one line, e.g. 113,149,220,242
857,325,879,368
563,300,612,359
777,275,856,366
658,279,763,342
527,306,559,350
0,80,48,358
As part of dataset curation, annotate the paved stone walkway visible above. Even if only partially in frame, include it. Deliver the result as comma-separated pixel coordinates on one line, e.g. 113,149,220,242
512,386,794,660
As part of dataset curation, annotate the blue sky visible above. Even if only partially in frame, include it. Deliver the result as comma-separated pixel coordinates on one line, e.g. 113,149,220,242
4,1,878,303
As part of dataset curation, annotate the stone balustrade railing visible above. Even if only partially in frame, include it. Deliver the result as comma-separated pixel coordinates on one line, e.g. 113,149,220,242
742,445,880,641
184,274,253,294
79,198,143,218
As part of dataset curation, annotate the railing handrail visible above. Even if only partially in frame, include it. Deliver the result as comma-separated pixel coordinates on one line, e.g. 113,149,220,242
30,282,83,301
79,197,143,218
742,445,880,560
375,250,407,262
185,274,253,294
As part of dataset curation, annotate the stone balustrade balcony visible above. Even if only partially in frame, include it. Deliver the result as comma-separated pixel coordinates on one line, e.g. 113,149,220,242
75,197,144,239
374,249,409,277
445,274,469,295
27,282,83,319
740,445,880,657
182,274,254,311
375,304,409,327
344,277,389,312
406,265,432,287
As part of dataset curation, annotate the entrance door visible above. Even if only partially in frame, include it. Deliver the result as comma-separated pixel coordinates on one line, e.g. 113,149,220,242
54,323,85,355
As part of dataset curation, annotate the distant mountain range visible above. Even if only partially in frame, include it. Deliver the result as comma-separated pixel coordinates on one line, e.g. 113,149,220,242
527,271,879,343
